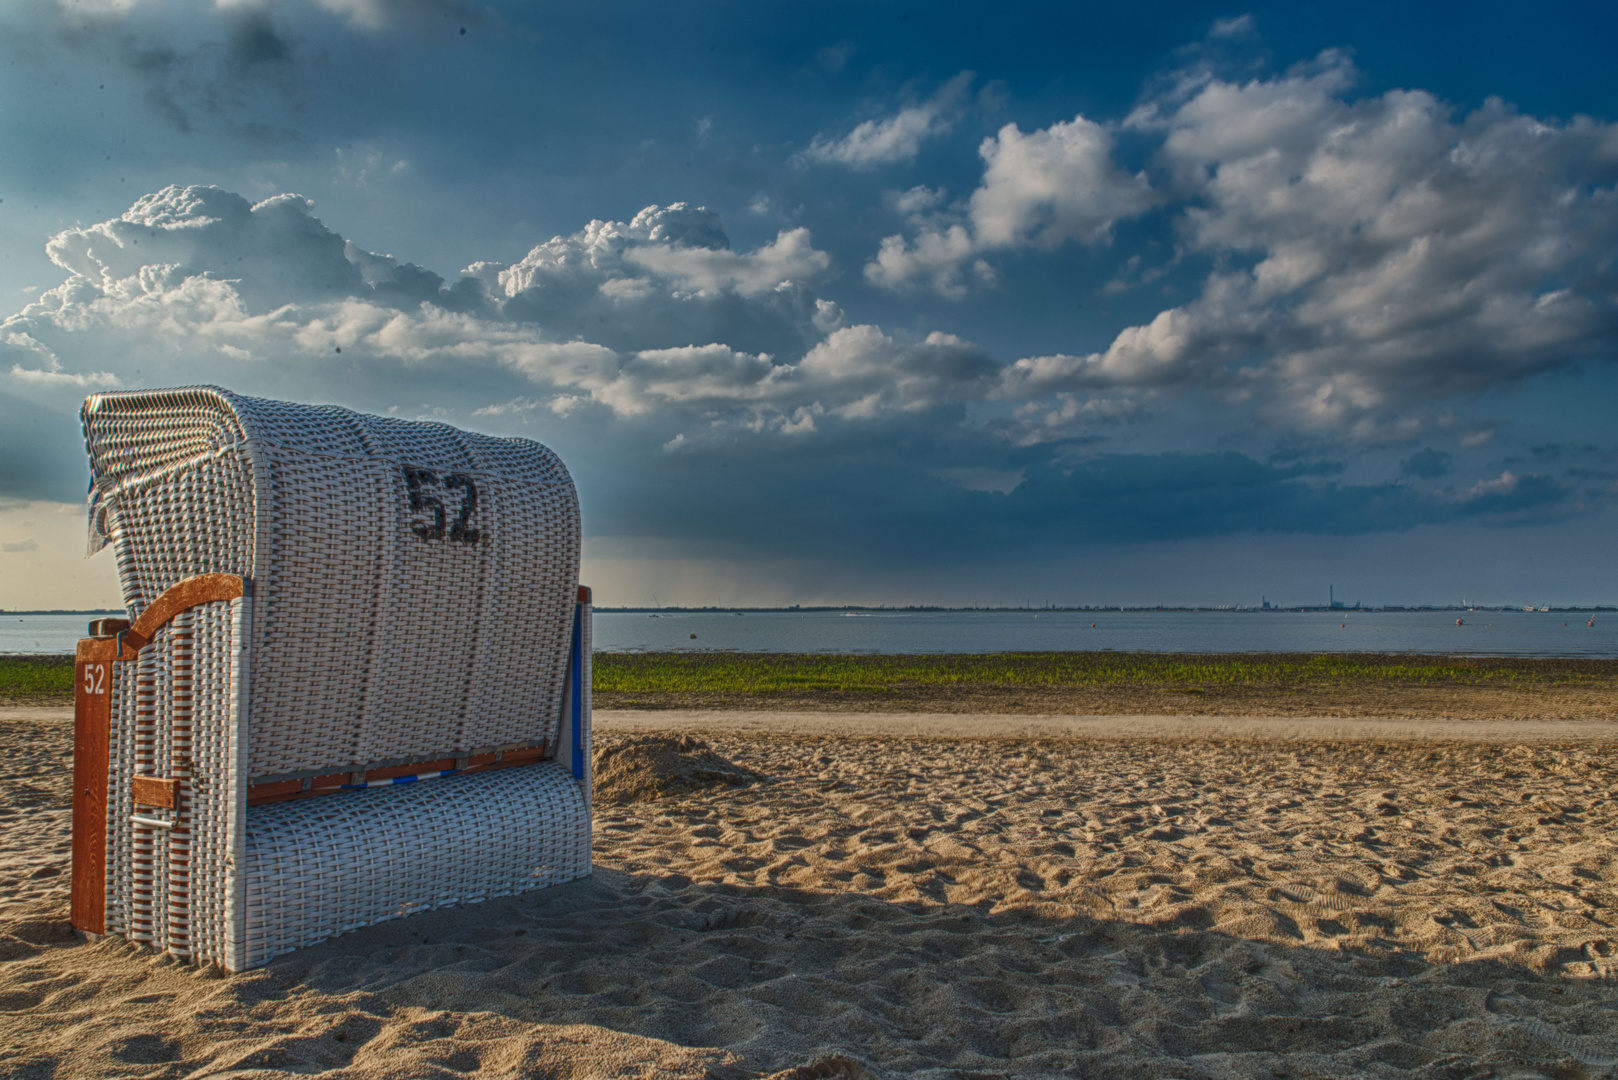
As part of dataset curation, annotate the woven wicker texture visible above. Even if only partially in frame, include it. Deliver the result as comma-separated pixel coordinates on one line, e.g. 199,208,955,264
83,386,581,778
240,763,590,967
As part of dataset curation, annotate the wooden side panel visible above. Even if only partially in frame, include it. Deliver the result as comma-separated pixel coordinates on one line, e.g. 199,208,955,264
69,576,242,937
71,639,116,934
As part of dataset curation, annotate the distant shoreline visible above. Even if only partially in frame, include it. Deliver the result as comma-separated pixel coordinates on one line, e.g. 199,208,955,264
599,605,1618,613
6,605,1616,615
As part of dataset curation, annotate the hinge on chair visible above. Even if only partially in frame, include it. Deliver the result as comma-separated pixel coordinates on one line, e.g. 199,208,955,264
350,771,365,785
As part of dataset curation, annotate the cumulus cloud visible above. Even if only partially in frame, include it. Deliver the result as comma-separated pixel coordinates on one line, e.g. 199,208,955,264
46,186,384,304
798,325,1001,418
989,393,1145,447
3,177,1608,557
907,53,1618,437
460,203,836,359
801,72,973,169
0,185,1020,499
866,114,1153,296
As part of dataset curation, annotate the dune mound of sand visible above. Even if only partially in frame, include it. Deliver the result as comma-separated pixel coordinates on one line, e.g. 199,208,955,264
592,734,763,803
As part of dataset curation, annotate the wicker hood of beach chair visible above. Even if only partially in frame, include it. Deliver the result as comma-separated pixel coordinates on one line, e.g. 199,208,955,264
68,385,593,971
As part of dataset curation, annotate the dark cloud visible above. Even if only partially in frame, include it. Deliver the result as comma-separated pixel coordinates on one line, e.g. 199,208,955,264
227,13,293,70
586,437,1587,565
1401,448,1453,479
0,405,89,504
28,3,308,139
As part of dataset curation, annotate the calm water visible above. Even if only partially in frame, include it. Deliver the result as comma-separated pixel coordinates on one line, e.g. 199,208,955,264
5,609,1614,658
593,609,1617,657
1,614,122,656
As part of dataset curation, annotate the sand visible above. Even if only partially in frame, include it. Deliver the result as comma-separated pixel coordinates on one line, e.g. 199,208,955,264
3,705,1617,1079
593,681,1618,722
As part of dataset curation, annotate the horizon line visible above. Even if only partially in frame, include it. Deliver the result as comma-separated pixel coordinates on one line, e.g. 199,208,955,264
6,603,1616,616
600,603,1617,613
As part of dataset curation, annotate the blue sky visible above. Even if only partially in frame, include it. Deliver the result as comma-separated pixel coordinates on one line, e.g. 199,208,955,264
1,0,1615,609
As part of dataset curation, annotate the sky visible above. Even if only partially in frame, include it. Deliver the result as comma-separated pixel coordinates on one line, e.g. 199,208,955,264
1,0,1615,610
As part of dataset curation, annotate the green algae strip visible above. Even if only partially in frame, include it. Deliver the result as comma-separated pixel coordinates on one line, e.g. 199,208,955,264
592,651,1618,695
0,655,76,698
6,651,1615,703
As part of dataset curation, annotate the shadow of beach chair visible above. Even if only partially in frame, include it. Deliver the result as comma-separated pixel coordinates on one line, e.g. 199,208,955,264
69,385,592,971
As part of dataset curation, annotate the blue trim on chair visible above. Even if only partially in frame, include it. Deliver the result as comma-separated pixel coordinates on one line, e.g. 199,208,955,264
570,601,584,780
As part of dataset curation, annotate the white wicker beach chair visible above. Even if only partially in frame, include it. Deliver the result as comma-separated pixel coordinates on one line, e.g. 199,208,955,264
69,386,592,971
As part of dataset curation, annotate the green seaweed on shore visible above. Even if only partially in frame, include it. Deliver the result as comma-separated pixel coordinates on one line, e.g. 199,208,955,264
591,651,1616,695
5,650,1614,704
0,655,76,699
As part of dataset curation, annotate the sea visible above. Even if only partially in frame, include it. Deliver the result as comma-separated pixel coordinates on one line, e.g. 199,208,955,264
5,608,1615,658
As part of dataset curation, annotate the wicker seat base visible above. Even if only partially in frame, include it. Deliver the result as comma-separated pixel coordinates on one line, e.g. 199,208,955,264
239,762,590,968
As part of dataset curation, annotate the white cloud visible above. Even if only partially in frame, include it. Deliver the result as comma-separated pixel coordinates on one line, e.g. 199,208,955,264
1445,470,1521,503
5,331,120,387
43,186,391,306
799,325,1000,416
599,344,790,415
335,144,409,188
929,467,1025,494
970,117,1154,249
989,393,1146,446
891,185,946,216
306,0,475,31
917,54,1618,436
867,225,984,300
1115,60,1618,434
624,226,829,298
866,114,1153,295
464,203,834,358
1208,14,1255,39
1,185,1026,502
55,0,138,12
802,72,973,169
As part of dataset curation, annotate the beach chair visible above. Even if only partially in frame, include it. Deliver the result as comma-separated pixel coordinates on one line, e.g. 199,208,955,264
69,386,592,971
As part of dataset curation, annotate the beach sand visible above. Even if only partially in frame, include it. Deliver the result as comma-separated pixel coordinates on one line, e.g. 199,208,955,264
3,705,1616,1078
